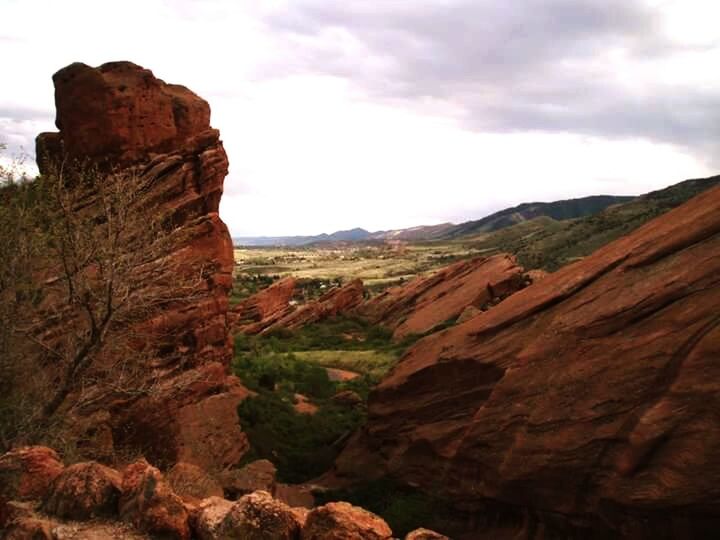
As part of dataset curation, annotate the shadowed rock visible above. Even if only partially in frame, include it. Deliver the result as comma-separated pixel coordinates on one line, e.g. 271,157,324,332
336,184,720,536
357,254,527,339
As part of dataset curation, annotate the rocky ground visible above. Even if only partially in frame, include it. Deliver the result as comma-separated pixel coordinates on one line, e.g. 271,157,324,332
0,446,448,540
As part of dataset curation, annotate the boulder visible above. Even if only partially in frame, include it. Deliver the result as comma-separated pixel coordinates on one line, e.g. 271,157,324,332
336,184,720,536
301,501,392,540
405,528,449,540
42,462,122,520
0,446,64,501
119,459,190,540
357,254,526,339
217,490,301,540
193,496,234,540
219,459,277,500
167,462,224,501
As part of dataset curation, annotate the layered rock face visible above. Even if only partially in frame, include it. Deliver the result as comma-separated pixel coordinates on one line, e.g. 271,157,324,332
34,62,247,470
358,254,527,339
261,279,366,334
229,276,297,334
336,185,720,537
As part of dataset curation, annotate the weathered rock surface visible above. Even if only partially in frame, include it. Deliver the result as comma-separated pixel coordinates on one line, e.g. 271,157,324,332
216,490,301,540
167,462,224,501
229,276,297,334
0,446,64,501
357,254,526,339
262,279,365,334
193,496,234,540
336,185,720,536
302,501,393,540
119,459,190,539
218,459,277,500
33,61,247,470
43,462,122,520
404,528,449,540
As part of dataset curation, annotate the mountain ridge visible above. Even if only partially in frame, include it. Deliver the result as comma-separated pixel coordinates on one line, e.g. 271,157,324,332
233,194,633,246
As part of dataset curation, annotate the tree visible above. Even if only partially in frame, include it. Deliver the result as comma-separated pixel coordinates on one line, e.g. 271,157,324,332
0,153,204,449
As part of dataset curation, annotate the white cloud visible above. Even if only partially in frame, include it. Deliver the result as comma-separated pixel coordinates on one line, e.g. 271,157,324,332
1,0,717,236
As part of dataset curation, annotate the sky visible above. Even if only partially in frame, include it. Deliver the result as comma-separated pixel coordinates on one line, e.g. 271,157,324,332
2,0,719,236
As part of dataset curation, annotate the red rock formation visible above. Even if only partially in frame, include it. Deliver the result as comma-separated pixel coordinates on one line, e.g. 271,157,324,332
43,462,122,520
33,62,246,470
0,447,64,501
358,254,526,339
302,501,393,540
261,279,365,334
336,185,720,536
119,459,191,540
229,276,297,334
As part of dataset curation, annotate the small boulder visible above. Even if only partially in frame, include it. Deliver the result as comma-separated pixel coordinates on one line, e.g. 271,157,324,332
217,490,301,540
43,461,121,520
167,462,224,501
193,496,234,540
405,528,450,540
119,459,190,540
0,446,64,501
219,459,277,500
330,390,363,408
302,501,393,540
3,516,55,540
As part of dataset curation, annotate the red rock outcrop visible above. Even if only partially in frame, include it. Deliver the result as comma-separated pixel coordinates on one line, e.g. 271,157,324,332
357,254,526,339
302,501,393,540
336,185,720,537
32,62,247,469
119,459,191,540
261,279,365,334
43,462,122,520
229,276,297,334
0,446,64,501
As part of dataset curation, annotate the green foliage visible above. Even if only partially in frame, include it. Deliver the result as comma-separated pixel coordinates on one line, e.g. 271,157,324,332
315,478,455,537
232,316,416,482
237,393,363,483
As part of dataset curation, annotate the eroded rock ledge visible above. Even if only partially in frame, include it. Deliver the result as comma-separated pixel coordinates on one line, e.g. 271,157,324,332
335,184,720,538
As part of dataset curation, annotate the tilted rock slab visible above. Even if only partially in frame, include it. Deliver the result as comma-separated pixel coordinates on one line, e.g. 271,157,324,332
261,279,366,334
336,185,720,537
357,254,527,340
229,276,297,334
35,61,247,470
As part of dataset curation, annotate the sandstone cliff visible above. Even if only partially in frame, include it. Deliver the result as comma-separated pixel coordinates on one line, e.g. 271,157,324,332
336,184,720,537
358,254,528,339
32,62,248,470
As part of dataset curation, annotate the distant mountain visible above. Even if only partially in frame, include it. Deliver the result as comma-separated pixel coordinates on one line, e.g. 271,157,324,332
467,174,720,271
233,178,719,248
234,228,372,247
438,195,634,240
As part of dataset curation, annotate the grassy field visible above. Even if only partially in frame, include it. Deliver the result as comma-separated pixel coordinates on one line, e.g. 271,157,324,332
233,243,481,293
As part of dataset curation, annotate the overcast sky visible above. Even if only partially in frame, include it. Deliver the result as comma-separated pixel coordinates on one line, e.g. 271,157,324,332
2,0,719,236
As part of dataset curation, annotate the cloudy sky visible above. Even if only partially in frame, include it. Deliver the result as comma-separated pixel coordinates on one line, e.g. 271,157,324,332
2,0,719,236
